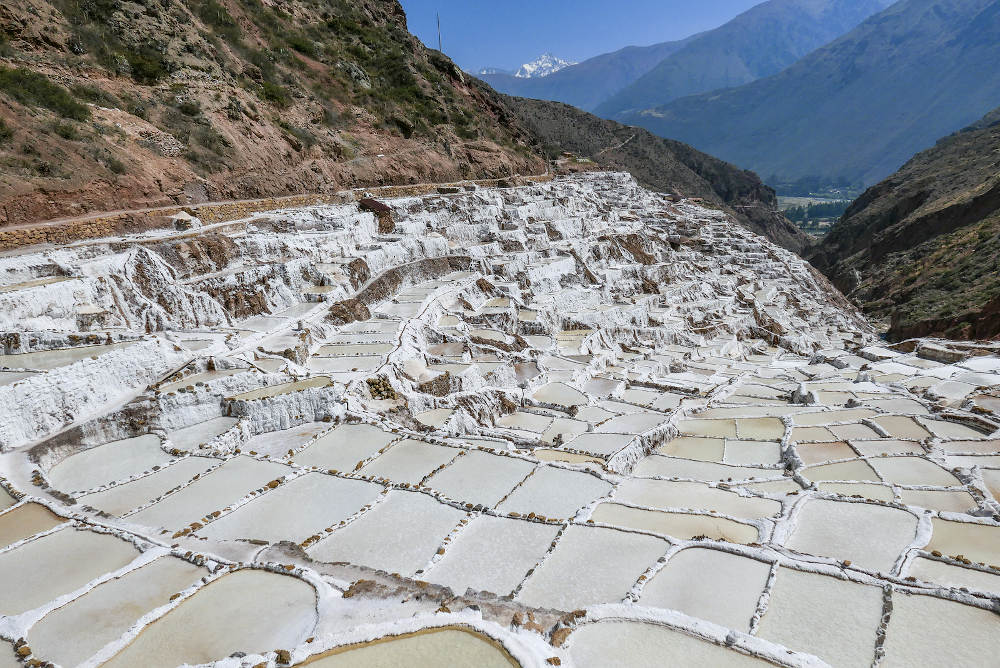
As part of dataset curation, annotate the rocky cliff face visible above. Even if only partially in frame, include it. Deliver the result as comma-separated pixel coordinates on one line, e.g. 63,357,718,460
809,107,1000,341
0,0,543,225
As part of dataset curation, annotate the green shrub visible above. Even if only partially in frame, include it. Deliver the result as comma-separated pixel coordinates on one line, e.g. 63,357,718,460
71,83,120,108
0,67,90,120
0,118,12,143
259,80,288,106
194,0,241,42
53,121,80,140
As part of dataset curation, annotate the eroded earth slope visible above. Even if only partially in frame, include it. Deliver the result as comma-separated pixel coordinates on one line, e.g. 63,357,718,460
1,173,999,667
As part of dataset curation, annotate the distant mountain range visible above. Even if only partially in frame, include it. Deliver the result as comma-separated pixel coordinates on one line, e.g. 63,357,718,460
478,39,695,111
477,53,576,80
618,0,1000,189
809,105,1000,340
477,0,889,115
595,0,893,118
514,53,576,78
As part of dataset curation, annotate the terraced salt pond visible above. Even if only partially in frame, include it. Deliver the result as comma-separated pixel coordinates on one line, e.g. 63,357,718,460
1,173,999,666
102,569,316,668
0,341,136,370
302,628,517,667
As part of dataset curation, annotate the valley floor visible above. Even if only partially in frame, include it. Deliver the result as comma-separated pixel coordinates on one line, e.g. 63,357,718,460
0,173,998,667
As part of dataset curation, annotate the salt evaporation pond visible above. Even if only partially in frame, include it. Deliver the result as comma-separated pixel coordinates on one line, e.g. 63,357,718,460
569,621,771,667
201,473,382,543
786,499,917,572
2,173,999,665
46,434,172,492
308,490,466,575
78,456,218,516
27,556,207,666
0,528,140,616
301,627,518,667
516,525,666,610
0,502,65,548
424,514,559,596
641,548,770,631
102,569,316,668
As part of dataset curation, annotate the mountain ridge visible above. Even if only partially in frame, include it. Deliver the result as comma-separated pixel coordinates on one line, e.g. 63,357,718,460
619,0,1000,189
595,0,893,118
808,104,1000,340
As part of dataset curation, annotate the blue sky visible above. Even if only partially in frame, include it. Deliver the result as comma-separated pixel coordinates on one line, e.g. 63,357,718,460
399,0,763,72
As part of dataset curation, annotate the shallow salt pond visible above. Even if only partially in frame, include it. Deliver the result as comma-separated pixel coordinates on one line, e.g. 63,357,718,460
414,407,455,428
785,499,917,572
496,466,612,520
871,416,931,440
735,417,785,440
795,441,856,465
359,439,458,484
590,503,759,543
307,355,382,373
925,518,1000,565
47,435,172,492
869,456,961,486
677,418,737,438
424,515,559,596
756,568,883,668
228,376,332,401
614,479,780,519
850,439,923,456
166,417,237,451
157,368,248,393
594,412,668,434
908,557,1000,593
723,439,782,465
127,456,290,530
530,449,605,466
881,592,1000,667
568,621,770,667
0,486,14,511
424,451,533,507
817,482,894,502
901,488,976,513
0,528,141,616
316,343,394,356
563,432,634,457
102,569,316,668
78,457,218,516
532,382,588,407
28,556,207,667
641,548,770,631
634,456,781,482
201,474,382,543
516,525,666,610
791,409,878,426
802,459,880,483
242,422,332,457
496,411,553,433
541,417,589,444
293,423,398,471
658,436,725,461
0,502,65,548
0,341,135,371
309,490,465,575
301,627,518,667
0,370,36,386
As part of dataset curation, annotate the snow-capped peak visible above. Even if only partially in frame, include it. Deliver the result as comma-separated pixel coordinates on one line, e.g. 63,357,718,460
514,53,576,78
